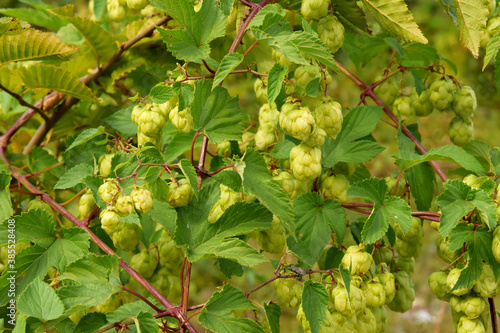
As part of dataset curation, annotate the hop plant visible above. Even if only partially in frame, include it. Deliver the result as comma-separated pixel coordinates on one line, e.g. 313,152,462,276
373,77,399,107
254,129,277,150
95,294,123,313
384,176,406,196
340,245,373,275
410,88,433,117
317,15,345,53
290,143,322,181
79,190,96,219
301,0,329,20
279,106,316,141
304,126,326,146
372,306,387,333
112,222,140,251
436,234,462,263
130,248,159,279
393,96,416,125
98,181,120,203
429,78,455,111
387,271,415,313
493,226,500,263
394,256,415,275
319,173,349,202
297,304,335,333
356,308,377,332
168,179,194,207
255,215,286,254
330,310,357,332
100,206,121,235
272,49,294,69
294,65,321,88
130,186,154,214
429,271,451,301
115,195,135,217
169,106,193,133
453,86,477,118
99,153,114,176
448,116,474,146
313,97,343,139
447,268,473,296
273,278,303,309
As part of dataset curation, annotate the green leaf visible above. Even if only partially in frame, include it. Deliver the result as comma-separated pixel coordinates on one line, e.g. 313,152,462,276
152,0,226,62
267,63,287,104
395,145,486,174
191,79,245,143
67,126,106,150
264,302,281,333
333,0,367,30
150,200,177,234
270,140,295,159
164,131,204,163
305,77,320,97
106,300,151,324
149,85,174,104
213,170,243,192
361,0,428,44
19,64,97,102
179,159,199,197
288,193,346,267
176,185,272,265
339,267,351,301
301,281,329,333
0,29,76,64
453,0,490,58
0,16,30,36
103,107,138,138
0,171,13,222
242,150,295,236
216,258,244,278
342,33,389,67
0,8,67,31
54,164,94,190
463,140,493,173
3,210,55,248
289,31,340,72
404,163,434,211
483,33,500,70
17,278,64,321
74,313,107,333
347,178,412,243
322,106,384,167
133,312,160,333
496,52,500,96
436,180,497,237
212,53,244,89
199,284,264,333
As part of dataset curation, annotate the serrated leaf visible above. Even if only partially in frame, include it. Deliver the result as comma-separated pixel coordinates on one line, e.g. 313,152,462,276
133,312,160,333
18,278,64,321
67,126,106,150
361,0,428,44
270,140,295,159
73,313,107,333
264,302,281,333
106,300,151,323
436,180,497,237
55,164,94,190
484,33,500,70
212,53,244,89
453,0,490,58
305,77,320,97
267,63,287,104
103,106,138,138
0,29,76,64
0,16,30,36
0,171,13,222
1,210,55,248
19,64,97,102
152,0,226,62
191,79,245,143
213,170,243,192
289,31,340,72
199,285,264,333
302,281,329,333
0,8,67,31
288,193,346,267
333,0,367,30
149,85,174,104
179,159,198,197
342,32,390,67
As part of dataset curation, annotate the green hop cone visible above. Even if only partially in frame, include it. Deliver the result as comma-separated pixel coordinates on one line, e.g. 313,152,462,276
79,190,96,219
131,103,145,124
146,266,172,297
457,316,486,333
297,304,335,333
473,263,499,298
373,77,399,107
273,278,303,309
272,169,311,200
393,96,416,125
385,176,406,196
127,0,148,10
429,77,456,111
258,103,280,131
376,271,396,303
168,179,194,207
115,195,135,217
27,199,52,214
100,206,121,235
460,295,487,319
254,77,268,103
255,215,286,254
317,15,345,53
356,307,377,332
410,88,433,117
294,65,321,88
130,248,159,279
340,245,374,276
372,306,387,333
158,229,184,274
208,184,242,223
313,97,343,139
480,16,500,48
319,173,349,202
99,153,114,177
436,234,462,263
279,106,316,141
428,271,451,301
395,236,422,258
331,283,366,316
217,140,231,156
254,128,277,150
169,106,193,133
330,310,357,332
394,256,415,275
453,86,477,118
272,49,294,69
447,267,473,296
95,295,123,313
137,132,163,150
448,116,474,146
138,105,166,137
130,186,154,214
492,226,500,263
107,0,127,20
395,217,423,241
303,126,326,146
98,181,120,203
301,0,329,20
362,277,386,308
289,143,322,181
387,271,415,313
112,222,140,251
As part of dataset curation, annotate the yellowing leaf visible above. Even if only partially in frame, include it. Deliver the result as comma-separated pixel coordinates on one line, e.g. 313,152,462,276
361,0,428,44
19,64,97,102
454,0,490,58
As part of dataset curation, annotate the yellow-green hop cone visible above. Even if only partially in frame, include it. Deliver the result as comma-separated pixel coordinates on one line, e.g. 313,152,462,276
127,0,148,10
258,103,279,131
319,173,349,202
169,106,193,133
100,206,121,235
289,143,322,181
272,169,311,200
138,108,166,137
387,271,415,313
208,184,242,223
158,229,184,274
373,77,399,107
279,106,316,141
429,78,456,111
395,236,422,258
447,268,474,296
473,263,499,298
356,307,377,333
457,316,486,333
410,88,433,117
272,49,295,70
254,128,277,150
95,295,123,313
377,271,396,303
112,222,140,251
303,126,326,146
340,245,373,276
146,266,172,297
79,190,96,219
98,181,120,203
460,295,487,319
217,140,231,156
137,132,163,150
130,248,159,279
331,283,366,316
429,271,451,301
436,234,461,263
372,306,387,333
301,0,329,20
107,0,127,20
492,226,500,263
297,304,335,333
99,153,115,177
330,310,357,332
317,15,344,53
294,65,321,88
448,116,474,146
167,179,193,207
362,277,386,308
115,195,135,217
453,86,477,118
313,97,343,139
131,103,145,124
254,77,268,103
27,199,52,213
130,187,154,214
273,278,303,309
385,175,406,196
393,96,416,125
255,215,286,254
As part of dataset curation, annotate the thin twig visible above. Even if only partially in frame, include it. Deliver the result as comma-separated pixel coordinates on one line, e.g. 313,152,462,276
122,286,164,313
489,298,498,333
0,82,50,122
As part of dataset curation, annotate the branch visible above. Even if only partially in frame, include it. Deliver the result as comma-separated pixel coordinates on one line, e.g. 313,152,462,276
122,285,163,313
490,298,498,333
0,82,49,122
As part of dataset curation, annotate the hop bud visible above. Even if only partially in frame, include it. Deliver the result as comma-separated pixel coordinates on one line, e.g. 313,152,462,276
457,316,486,333
362,277,386,308
130,248,159,279
313,98,343,139
377,271,396,303
112,222,140,251
297,304,334,333
331,283,365,316
98,181,120,204
341,245,374,276
448,116,474,146
100,206,121,235
131,104,145,124
79,190,96,219
115,195,135,217
107,0,127,20
273,278,303,309
436,234,461,263
303,126,326,146
357,308,378,333
492,226,500,263
317,15,345,53
453,86,477,118
374,77,399,107
127,0,149,10
131,187,154,214
473,263,499,298
273,169,311,199
255,215,286,254
460,295,487,319
429,78,456,111
138,108,166,137
290,143,322,181
208,185,242,223
168,179,194,207
99,154,115,177
393,96,416,125
169,106,193,133
254,128,277,150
